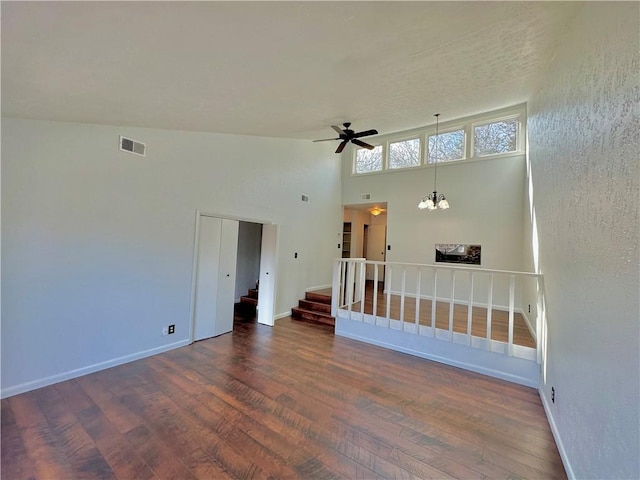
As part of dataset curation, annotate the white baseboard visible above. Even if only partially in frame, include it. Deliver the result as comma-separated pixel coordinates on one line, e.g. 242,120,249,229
1,339,190,399
306,284,331,292
274,311,291,320
521,310,537,341
387,289,527,314
539,389,575,479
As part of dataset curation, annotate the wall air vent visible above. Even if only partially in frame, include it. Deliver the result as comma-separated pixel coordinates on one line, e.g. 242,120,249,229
361,193,372,200
119,136,146,157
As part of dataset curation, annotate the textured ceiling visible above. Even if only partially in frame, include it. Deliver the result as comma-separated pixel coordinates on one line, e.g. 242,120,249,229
1,2,582,140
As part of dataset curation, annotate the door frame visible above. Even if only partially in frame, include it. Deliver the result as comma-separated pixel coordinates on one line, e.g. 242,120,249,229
188,210,278,342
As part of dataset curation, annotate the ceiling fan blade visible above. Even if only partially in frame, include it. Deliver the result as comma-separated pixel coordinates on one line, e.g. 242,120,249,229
351,139,375,150
335,140,348,154
312,137,341,142
352,129,378,139
332,125,345,135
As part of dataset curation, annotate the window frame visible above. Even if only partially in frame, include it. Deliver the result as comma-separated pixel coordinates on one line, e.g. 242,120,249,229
387,136,422,171
426,125,467,165
352,144,384,175
470,113,523,159
350,106,526,177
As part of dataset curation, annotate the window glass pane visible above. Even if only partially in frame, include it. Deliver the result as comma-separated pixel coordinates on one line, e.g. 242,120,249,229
428,129,465,163
388,138,420,169
474,119,518,156
354,146,383,174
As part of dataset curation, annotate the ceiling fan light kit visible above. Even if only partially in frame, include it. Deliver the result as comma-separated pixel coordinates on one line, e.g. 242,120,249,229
418,113,450,211
313,122,378,154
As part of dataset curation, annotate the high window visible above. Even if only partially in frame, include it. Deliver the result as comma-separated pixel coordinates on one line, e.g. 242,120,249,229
388,138,420,169
428,129,465,164
473,118,519,157
354,145,383,174
352,107,524,176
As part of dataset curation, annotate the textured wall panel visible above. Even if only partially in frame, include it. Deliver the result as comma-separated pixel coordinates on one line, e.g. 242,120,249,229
528,3,639,478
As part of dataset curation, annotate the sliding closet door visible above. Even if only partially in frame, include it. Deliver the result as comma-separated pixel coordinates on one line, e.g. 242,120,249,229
214,218,239,336
193,216,239,341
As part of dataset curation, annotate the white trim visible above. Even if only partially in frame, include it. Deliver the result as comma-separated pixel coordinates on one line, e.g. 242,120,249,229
540,389,575,480
336,316,538,387
190,210,277,340
1,339,190,399
198,211,273,225
520,310,537,341
350,151,525,178
426,125,467,164
274,311,291,320
471,112,525,158
305,284,332,292
188,209,202,343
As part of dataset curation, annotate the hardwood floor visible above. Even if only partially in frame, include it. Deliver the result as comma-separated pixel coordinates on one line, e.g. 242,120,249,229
1,316,565,479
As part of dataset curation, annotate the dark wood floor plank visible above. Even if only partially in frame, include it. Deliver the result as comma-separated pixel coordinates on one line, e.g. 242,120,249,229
1,401,39,480
75,374,145,435
2,316,565,480
9,390,82,479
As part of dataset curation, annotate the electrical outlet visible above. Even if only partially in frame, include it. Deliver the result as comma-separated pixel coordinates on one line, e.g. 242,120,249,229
168,324,175,335
551,386,555,403
162,327,168,336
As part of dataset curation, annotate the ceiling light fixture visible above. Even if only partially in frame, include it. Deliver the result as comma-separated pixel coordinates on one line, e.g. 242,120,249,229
418,113,449,211
370,207,383,216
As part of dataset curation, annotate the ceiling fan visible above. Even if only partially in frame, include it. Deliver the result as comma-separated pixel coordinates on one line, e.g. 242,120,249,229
313,122,379,153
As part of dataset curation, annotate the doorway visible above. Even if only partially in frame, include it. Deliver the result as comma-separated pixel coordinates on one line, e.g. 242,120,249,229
190,211,278,343
342,203,387,285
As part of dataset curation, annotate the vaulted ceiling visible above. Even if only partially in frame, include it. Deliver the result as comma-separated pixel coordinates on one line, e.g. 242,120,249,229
2,2,581,140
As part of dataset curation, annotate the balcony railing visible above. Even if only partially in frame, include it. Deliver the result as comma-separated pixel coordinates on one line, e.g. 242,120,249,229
331,259,545,386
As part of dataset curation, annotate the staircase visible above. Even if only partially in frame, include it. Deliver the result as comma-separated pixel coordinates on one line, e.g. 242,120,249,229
236,286,258,319
291,291,335,326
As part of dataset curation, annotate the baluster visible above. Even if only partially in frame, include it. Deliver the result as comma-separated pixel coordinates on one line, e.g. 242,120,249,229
340,261,346,307
431,269,438,336
400,266,406,330
415,268,422,331
360,261,366,317
537,276,544,365
508,275,515,356
386,266,392,327
346,261,355,318
467,271,474,345
449,270,456,340
373,263,379,325
331,260,340,317
486,273,493,351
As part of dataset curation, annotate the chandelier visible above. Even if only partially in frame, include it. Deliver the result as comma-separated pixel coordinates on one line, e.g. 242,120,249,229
418,113,449,210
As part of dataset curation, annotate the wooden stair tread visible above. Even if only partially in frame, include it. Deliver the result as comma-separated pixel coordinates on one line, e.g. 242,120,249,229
305,291,332,305
298,299,331,313
291,290,335,327
291,307,335,326
240,296,258,306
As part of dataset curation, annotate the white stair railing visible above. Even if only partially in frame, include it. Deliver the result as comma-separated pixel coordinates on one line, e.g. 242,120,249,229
332,259,544,364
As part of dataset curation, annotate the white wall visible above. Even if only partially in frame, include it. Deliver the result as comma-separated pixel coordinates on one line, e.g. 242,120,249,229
528,3,639,478
235,221,262,301
1,118,342,397
342,208,372,258
342,136,527,307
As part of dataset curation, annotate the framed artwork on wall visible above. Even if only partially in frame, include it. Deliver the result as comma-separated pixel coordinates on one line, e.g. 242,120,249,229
435,244,481,265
